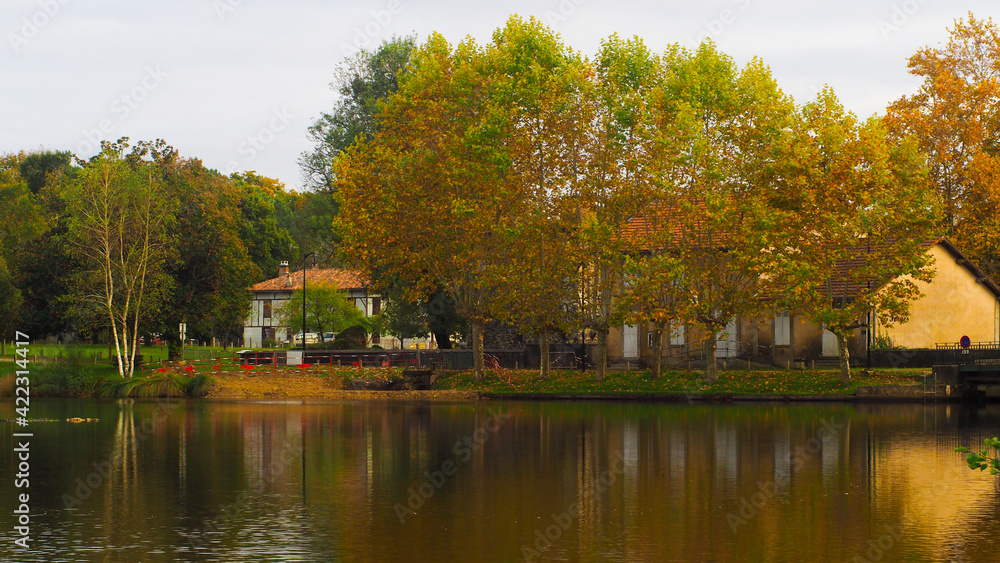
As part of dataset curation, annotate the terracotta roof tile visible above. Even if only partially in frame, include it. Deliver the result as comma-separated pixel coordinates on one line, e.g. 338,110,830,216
249,268,368,292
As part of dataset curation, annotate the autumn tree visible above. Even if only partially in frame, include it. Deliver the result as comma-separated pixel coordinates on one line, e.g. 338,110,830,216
336,31,518,381
479,17,587,378
886,14,1000,280
618,205,686,379
63,139,173,378
774,90,939,383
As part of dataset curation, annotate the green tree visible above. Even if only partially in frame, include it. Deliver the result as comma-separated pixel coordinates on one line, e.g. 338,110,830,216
157,155,260,348
19,150,72,194
640,42,795,383
480,17,587,379
231,171,298,276
0,152,54,346
274,189,338,266
63,139,173,378
568,35,659,382
956,438,1000,474
300,35,417,191
278,285,365,342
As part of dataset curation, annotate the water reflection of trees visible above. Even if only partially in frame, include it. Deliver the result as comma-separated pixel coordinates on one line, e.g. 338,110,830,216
50,400,1000,561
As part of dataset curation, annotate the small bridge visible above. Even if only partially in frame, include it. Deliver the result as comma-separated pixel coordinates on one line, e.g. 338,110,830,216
934,342,1000,385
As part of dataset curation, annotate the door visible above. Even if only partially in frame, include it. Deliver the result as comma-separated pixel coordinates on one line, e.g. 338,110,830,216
822,328,839,357
623,324,639,358
716,318,737,358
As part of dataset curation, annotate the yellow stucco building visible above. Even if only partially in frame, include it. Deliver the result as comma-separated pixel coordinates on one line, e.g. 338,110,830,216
875,239,1000,347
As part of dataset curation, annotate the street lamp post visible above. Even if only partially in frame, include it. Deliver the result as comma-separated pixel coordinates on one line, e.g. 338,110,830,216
301,252,316,358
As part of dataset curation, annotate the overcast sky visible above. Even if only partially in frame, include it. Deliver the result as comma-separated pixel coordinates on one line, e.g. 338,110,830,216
3,1,996,191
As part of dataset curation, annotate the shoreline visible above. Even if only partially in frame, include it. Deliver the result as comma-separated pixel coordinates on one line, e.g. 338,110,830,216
9,366,978,402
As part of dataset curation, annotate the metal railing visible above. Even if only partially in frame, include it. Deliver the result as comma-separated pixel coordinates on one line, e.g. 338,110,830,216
935,342,1000,366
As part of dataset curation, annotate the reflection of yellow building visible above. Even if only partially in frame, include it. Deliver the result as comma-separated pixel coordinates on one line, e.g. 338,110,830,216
876,239,1000,347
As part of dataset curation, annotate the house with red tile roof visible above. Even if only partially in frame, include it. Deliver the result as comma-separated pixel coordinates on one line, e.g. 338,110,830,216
612,211,1000,366
759,238,1000,365
243,261,379,348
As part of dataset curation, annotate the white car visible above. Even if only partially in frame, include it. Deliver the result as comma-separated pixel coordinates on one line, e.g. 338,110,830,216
292,332,320,345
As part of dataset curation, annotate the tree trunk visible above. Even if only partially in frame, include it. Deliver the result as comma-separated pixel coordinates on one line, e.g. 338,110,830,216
433,327,452,349
594,329,608,382
651,323,664,379
539,329,550,380
837,331,851,384
704,333,718,383
472,320,485,382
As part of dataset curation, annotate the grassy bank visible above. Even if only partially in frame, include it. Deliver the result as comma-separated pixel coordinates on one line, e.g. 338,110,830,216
0,348,934,399
433,367,932,396
0,346,232,398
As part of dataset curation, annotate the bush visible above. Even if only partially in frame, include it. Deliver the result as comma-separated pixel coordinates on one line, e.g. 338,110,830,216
98,373,187,398
872,335,903,350
333,325,368,349
186,374,213,397
97,372,214,398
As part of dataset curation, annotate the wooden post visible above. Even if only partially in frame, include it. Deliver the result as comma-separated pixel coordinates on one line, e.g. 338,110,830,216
811,360,815,371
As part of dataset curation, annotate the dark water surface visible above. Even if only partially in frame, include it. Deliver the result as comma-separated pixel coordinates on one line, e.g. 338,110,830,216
1,399,999,562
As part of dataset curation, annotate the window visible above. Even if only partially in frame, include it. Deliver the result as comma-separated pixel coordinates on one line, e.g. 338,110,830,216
263,300,272,320
372,297,382,315
670,321,685,346
774,313,790,346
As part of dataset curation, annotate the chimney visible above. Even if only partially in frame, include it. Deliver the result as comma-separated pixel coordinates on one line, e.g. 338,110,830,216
278,261,289,277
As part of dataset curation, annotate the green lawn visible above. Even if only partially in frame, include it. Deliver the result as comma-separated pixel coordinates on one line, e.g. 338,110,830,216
0,343,242,364
0,342,934,398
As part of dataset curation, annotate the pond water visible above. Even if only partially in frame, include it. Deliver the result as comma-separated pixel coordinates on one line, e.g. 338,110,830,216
1,399,999,562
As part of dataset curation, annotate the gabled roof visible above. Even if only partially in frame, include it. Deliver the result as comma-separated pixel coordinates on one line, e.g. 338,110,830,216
248,267,368,293
828,237,1000,299
932,238,1000,298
